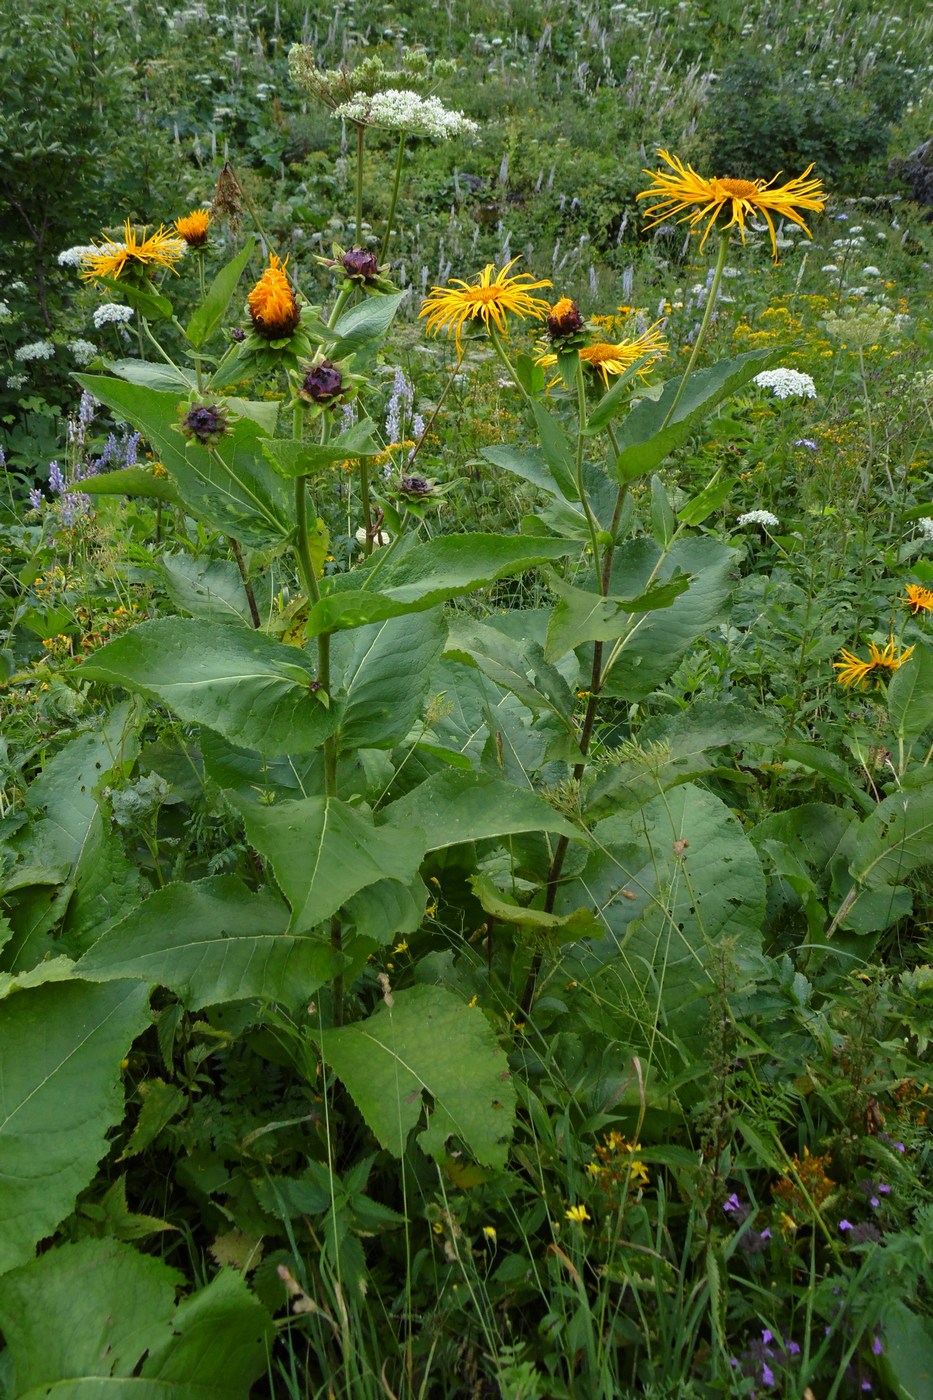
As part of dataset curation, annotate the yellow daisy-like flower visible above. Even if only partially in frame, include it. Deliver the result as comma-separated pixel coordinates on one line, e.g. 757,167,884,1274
81,218,186,282
564,1204,590,1224
537,323,668,388
833,638,915,688
174,209,210,248
903,583,933,616
637,149,826,261
247,253,301,340
419,257,552,351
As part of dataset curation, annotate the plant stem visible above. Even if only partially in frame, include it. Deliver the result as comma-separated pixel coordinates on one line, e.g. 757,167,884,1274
355,122,365,246
326,285,352,333
660,231,730,431
575,359,604,570
488,326,537,416
230,536,261,627
381,132,407,264
358,459,373,556
142,318,191,383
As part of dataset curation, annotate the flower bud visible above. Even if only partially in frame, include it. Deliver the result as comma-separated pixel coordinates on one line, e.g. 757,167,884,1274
340,247,381,282
299,359,345,404
546,297,585,340
179,401,229,446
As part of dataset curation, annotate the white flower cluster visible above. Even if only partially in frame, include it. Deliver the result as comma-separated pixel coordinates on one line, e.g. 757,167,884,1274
737,510,780,529
68,339,98,366
57,244,98,267
92,303,135,328
334,89,478,140
0,300,13,323
753,368,817,400
6,373,27,390
15,340,55,362
918,518,933,542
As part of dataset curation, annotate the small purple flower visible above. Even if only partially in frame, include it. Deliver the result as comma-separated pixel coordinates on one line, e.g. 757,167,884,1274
788,1341,800,1356
723,1193,743,1214
762,1363,775,1387
793,438,818,450
48,460,65,494
28,486,43,510
761,1330,773,1346
872,1336,883,1355
122,431,141,467
839,1220,853,1231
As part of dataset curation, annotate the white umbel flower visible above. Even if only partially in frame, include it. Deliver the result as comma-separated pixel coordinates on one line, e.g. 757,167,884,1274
918,518,933,542
92,303,135,328
334,89,478,139
68,339,98,366
737,509,780,528
14,340,55,361
57,244,99,267
753,368,817,400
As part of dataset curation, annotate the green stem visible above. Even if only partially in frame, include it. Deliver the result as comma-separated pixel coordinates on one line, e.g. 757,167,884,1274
355,122,365,246
361,508,409,588
358,459,373,557
660,231,730,432
326,285,352,333
381,132,407,264
488,326,537,416
574,359,603,568
142,318,191,383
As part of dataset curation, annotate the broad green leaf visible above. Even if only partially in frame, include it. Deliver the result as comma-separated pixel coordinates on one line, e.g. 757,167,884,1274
342,875,428,945
470,873,601,939
601,537,736,700
78,466,181,502
0,979,150,1274
103,358,195,392
444,616,575,725
96,275,172,322
585,355,660,434
260,418,380,478
779,741,875,813
78,619,339,756
613,349,778,482
76,877,342,1008
380,770,577,851
236,796,426,932
545,568,691,663
876,1302,933,1400
587,700,780,819
677,472,737,527
481,444,566,500
76,376,292,547
650,473,676,550
888,644,933,740
0,1239,273,1398
186,236,255,349
559,784,764,1065
306,535,576,635
328,289,408,356
531,401,578,500
847,787,933,891
161,552,262,627
334,608,447,751
316,985,516,1167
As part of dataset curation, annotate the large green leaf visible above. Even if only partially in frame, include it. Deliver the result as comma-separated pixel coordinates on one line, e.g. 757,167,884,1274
481,444,566,500
544,569,691,663
0,979,150,1274
78,619,339,756
612,349,778,481
79,466,181,502
530,401,578,499
161,552,264,627
601,537,736,699
103,358,195,392
380,770,577,851
316,985,516,1167
236,796,426,931
186,236,256,350
0,1239,273,1398
333,608,446,752
328,290,408,356
887,644,933,741
444,615,576,726
76,877,341,1008
306,534,576,635
76,376,292,547
846,787,933,892
260,418,380,479
559,783,764,1064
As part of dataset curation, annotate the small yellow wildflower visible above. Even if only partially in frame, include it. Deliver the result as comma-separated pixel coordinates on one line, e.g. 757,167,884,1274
834,638,914,688
392,940,409,954
904,583,933,616
481,1226,497,1242
81,218,186,282
174,209,210,248
564,1204,590,1224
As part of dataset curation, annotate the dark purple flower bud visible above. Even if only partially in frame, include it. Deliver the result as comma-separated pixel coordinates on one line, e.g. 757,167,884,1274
300,360,345,404
546,296,585,340
400,475,431,495
230,327,246,342
341,247,381,282
181,402,228,445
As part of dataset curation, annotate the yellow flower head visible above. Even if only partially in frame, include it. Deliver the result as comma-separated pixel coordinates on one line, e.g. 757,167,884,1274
419,257,552,352
834,638,915,688
537,323,668,388
247,253,301,339
81,218,186,282
174,209,210,248
564,1204,590,1224
637,149,826,261
904,583,933,616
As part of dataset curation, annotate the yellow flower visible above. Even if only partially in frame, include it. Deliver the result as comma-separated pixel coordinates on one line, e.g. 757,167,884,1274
482,1226,497,1242
247,253,301,339
564,1204,590,1223
834,638,915,688
81,218,186,282
904,583,933,616
420,257,552,351
537,323,668,388
174,209,210,248
637,149,826,261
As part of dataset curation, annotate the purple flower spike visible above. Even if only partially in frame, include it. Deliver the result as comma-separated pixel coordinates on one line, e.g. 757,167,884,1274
48,460,65,494
28,487,43,510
